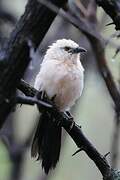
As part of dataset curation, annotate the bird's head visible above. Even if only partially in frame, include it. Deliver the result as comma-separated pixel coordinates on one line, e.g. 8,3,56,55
44,39,87,63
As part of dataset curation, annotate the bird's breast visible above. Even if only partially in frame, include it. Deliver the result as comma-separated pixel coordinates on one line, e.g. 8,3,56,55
34,60,84,111
55,65,84,111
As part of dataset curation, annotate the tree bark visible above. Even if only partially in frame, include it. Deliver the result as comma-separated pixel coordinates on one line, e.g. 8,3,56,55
0,0,67,128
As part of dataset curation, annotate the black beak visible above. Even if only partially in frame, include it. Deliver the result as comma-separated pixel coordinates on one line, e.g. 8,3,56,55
69,47,87,54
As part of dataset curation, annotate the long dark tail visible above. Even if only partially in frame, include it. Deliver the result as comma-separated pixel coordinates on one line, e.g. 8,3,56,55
31,112,62,174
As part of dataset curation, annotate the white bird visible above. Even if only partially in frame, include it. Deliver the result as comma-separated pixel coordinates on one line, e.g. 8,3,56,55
31,39,86,174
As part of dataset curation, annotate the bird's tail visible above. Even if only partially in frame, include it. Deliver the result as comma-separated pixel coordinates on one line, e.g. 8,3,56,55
31,112,62,174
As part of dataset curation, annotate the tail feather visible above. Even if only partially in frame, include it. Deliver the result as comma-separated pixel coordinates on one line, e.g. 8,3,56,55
31,112,62,174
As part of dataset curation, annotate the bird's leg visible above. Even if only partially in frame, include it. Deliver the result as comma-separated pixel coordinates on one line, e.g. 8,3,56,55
64,111,74,120
51,95,62,126
51,94,62,127
35,91,52,112
36,91,49,102
53,110,74,128
51,94,56,102
51,114,62,127
41,91,48,100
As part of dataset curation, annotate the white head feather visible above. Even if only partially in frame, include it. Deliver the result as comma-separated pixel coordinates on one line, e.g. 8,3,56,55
43,39,83,63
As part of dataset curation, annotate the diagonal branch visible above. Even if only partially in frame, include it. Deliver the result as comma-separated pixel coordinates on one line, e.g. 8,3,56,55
96,0,120,30
88,36,120,113
38,0,101,40
17,79,120,180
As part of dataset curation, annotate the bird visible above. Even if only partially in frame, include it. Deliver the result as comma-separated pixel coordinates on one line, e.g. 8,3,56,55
31,39,86,174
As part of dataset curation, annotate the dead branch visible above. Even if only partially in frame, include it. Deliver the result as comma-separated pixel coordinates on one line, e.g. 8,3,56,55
38,0,101,40
17,79,120,180
68,1,120,112
96,0,120,30
72,0,120,168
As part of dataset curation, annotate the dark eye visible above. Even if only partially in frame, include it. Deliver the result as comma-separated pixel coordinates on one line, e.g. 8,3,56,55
64,46,71,51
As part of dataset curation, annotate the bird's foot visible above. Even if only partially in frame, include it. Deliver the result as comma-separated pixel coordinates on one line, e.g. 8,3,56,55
52,117,62,127
36,91,48,101
64,111,74,120
40,91,48,100
51,95,56,102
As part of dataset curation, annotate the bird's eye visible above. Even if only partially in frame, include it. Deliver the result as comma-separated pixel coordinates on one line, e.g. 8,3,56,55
64,46,71,51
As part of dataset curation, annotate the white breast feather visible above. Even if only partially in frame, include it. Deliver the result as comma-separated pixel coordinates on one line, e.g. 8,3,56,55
34,59,84,111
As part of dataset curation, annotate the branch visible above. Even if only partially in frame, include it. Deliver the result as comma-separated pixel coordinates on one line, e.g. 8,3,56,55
89,37,120,112
38,0,101,40
96,0,120,30
0,0,67,128
77,1,120,168
17,80,120,180
1,116,35,180
18,79,36,97
38,0,120,121
16,95,52,108
64,0,120,117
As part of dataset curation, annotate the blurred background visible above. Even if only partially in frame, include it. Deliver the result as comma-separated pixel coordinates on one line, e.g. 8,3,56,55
0,0,120,180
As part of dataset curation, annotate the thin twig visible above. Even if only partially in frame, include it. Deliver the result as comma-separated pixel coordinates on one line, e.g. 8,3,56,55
96,0,120,30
